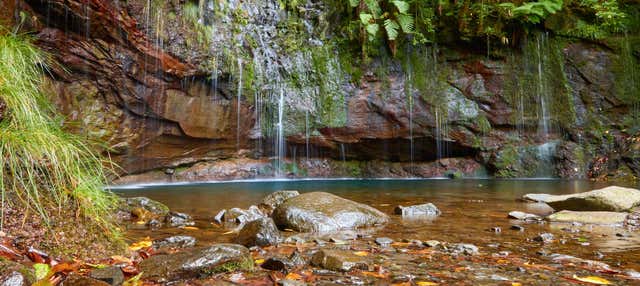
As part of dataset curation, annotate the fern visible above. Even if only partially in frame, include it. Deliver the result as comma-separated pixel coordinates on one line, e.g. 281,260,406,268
384,19,400,40
349,0,359,8
397,13,415,33
392,1,410,14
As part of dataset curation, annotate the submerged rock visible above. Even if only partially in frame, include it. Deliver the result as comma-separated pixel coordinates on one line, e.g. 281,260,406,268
273,192,388,232
508,211,542,221
394,203,441,217
165,212,195,227
523,186,640,212
153,235,197,249
260,190,300,212
139,244,252,282
546,210,628,225
375,237,394,246
448,243,479,255
235,217,283,247
533,233,555,243
311,249,369,272
224,206,267,225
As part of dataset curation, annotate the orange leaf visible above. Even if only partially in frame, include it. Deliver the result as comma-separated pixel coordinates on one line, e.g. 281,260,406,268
128,239,152,251
353,251,369,257
571,275,612,285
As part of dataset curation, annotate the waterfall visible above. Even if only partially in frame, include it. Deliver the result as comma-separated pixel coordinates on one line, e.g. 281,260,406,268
305,110,310,161
536,34,550,140
276,88,285,176
236,58,243,152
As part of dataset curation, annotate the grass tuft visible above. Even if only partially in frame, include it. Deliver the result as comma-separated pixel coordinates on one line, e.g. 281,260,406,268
0,31,120,240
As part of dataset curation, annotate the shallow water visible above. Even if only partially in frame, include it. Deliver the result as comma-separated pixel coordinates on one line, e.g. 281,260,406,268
113,179,640,273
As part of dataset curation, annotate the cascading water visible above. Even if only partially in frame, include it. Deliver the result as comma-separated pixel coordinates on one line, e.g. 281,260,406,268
236,58,243,152
536,33,550,140
275,87,285,176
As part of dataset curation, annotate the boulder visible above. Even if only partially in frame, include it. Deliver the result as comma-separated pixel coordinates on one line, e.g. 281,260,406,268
273,192,388,232
523,186,640,212
260,190,300,212
235,217,283,247
139,244,252,282
223,206,266,224
546,211,628,225
311,249,369,272
394,203,441,217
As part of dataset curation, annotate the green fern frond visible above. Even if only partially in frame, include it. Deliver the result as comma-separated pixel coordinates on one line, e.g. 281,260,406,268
384,19,400,40
397,14,415,33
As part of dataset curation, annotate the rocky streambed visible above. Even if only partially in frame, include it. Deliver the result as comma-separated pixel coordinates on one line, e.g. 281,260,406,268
3,179,640,285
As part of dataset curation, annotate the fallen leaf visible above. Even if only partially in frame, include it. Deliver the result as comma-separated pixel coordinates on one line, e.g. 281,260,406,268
512,283,522,286
33,264,50,280
223,231,235,235
254,259,265,265
285,272,303,280
571,275,612,285
353,251,369,257
110,255,133,264
182,226,199,230
361,271,388,278
416,282,438,286
128,239,152,251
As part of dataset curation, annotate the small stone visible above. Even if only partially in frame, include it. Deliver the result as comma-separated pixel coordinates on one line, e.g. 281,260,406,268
394,203,441,217
261,257,287,272
450,243,479,255
89,266,124,286
490,227,502,233
510,225,524,231
375,237,394,246
534,233,554,244
166,212,194,227
329,237,348,244
616,232,632,237
311,249,369,272
424,240,440,247
213,209,226,224
508,211,542,221
153,235,197,249
277,279,307,286
490,274,509,281
624,269,640,279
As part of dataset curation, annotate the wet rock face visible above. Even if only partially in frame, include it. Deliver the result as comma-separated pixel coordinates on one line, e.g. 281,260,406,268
0,257,34,286
89,266,124,286
139,244,252,282
153,235,197,249
272,192,389,232
235,217,283,247
525,186,640,212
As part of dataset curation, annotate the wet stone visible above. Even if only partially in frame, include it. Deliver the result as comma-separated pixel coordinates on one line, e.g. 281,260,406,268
311,249,369,272
235,217,283,247
153,235,197,249
375,237,394,246
510,225,525,231
139,244,252,282
394,203,441,217
121,197,170,218
424,240,441,247
449,243,479,255
273,192,388,232
524,186,640,212
0,259,34,286
534,233,555,243
166,212,195,227
261,257,287,272
0,271,28,286
547,210,628,225
260,190,300,212
89,266,124,286
277,279,307,286
508,211,542,221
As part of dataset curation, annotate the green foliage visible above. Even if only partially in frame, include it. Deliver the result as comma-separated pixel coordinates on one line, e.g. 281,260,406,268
499,0,563,24
0,33,119,237
352,0,415,54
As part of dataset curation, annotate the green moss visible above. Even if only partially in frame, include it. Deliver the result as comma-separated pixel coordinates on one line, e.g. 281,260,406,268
207,258,254,274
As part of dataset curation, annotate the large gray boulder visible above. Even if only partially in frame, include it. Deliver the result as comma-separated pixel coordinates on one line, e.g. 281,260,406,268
273,192,388,232
139,244,252,282
260,190,300,212
546,210,628,225
523,186,640,212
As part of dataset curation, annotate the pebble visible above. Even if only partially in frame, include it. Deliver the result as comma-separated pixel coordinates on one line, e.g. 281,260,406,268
424,240,441,247
534,233,554,243
490,227,502,233
375,237,394,246
510,225,524,231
